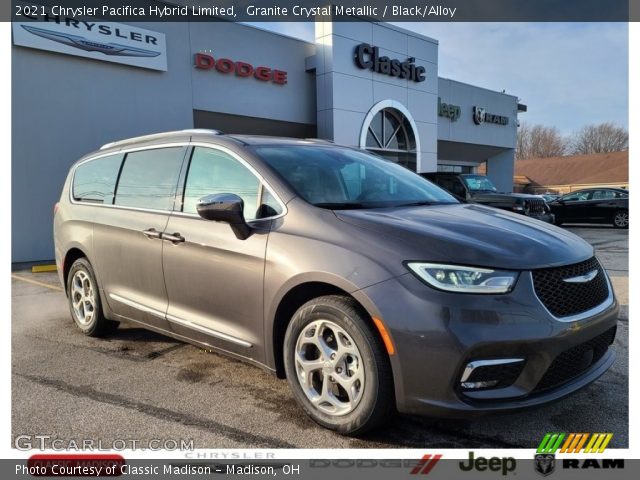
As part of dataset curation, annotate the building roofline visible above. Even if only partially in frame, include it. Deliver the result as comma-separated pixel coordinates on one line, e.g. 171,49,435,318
438,76,519,99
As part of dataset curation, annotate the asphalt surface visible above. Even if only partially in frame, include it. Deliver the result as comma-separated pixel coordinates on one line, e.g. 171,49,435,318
11,226,628,450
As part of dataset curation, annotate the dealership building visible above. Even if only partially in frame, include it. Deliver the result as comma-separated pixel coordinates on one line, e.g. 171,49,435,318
12,16,525,262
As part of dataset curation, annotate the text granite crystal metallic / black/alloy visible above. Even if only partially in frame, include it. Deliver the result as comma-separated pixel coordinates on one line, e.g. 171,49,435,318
53,129,618,435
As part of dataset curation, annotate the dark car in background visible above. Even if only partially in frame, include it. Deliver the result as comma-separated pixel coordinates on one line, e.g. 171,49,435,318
549,188,629,229
423,172,554,223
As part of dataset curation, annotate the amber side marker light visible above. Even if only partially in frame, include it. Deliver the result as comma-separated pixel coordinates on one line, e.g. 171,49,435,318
372,317,396,355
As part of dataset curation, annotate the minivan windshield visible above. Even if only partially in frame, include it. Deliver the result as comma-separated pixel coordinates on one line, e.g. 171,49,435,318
253,145,458,209
463,175,497,192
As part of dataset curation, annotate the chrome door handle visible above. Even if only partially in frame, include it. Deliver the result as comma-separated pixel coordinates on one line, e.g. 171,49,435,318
163,232,185,243
142,228,162,239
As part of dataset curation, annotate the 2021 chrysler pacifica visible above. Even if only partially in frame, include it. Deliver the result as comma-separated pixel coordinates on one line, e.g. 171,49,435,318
54,129,618,434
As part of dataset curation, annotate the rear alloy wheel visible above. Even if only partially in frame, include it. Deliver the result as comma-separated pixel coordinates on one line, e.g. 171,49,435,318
283,295,394,435
67,258,118,336
613,210,628,229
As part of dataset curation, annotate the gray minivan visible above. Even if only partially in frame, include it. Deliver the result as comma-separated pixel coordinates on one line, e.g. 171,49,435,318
54,129,618,434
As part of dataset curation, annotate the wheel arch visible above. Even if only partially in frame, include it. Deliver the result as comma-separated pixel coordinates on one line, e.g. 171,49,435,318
62,247,89,294
269,278,391,380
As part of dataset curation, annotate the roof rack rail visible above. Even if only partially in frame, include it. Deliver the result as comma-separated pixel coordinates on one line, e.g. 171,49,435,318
303,138,334,143
100,129,223,150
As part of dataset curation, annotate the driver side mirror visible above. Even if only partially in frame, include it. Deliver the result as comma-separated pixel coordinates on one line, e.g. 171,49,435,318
196,193,251,240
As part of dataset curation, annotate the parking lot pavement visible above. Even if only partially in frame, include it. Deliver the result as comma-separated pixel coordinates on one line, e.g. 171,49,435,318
12,227,628,450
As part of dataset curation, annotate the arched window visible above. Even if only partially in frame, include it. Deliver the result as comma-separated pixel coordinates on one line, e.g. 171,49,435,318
364,107,417,171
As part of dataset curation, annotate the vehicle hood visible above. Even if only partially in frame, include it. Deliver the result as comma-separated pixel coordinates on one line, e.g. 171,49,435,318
335,203,593,270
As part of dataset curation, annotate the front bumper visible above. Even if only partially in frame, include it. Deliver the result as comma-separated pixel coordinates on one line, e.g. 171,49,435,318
528,212,555,224
354,270,618,417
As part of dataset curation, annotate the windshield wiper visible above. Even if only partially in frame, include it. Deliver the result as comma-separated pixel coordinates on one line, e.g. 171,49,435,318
396,201,454,207
313,202,366,210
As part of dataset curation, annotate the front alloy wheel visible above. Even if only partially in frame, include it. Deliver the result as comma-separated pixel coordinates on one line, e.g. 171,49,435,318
284,295,394,435
294,319,365,416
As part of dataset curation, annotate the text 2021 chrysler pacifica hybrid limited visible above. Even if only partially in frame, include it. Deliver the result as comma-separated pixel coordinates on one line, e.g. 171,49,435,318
54,129,618,434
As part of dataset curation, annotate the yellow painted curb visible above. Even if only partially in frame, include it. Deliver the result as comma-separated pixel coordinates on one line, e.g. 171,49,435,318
31,264,58,273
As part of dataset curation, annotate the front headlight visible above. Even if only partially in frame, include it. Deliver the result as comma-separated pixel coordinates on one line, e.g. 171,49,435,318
406,262,519,294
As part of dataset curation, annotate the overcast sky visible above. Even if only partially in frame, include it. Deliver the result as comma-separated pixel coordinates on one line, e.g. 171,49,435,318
249,22,628,136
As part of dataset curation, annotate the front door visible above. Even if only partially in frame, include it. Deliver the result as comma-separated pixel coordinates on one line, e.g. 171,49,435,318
162,146,275,359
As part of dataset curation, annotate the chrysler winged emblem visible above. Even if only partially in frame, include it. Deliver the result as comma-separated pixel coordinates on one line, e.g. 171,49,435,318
21,25,161,57
562,269,598,283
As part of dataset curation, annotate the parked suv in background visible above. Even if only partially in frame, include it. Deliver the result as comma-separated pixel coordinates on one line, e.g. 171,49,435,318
423,172,554,223
54,130,618,434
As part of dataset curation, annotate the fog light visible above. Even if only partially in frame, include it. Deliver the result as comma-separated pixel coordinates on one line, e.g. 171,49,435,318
461,380,499,389
460,358,525,391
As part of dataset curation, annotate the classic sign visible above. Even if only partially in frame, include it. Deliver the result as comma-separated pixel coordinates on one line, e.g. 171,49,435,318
354,43,426,82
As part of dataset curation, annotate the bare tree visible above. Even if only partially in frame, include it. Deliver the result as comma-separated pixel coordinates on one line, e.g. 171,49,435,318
517,123,568,159
570,122,628,154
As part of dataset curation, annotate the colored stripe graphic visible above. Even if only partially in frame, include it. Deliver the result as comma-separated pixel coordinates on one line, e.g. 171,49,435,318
410,454,442,475
537,433,565,453
538,433,613,453
584,433,613,453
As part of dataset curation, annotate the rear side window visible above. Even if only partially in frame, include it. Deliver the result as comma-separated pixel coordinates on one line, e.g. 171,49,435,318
183,147,262,220
592,190,616,200
72,154,123,204
114,147,185,211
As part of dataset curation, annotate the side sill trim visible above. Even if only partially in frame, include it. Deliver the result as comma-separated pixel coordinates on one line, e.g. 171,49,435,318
166,314,253,348
108,293,252,348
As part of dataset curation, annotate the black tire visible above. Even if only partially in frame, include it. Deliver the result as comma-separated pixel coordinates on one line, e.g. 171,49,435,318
283,295,394,435
612,209,629,229
66,257,119,337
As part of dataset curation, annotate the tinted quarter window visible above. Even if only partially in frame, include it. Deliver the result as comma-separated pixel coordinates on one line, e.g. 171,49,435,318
592,190,616,200
114,147,184,211
257,189,284,219
72,154,123,204
183,147,261,220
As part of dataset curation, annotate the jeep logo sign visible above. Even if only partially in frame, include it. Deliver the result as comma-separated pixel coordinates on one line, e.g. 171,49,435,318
460,452,516,476
438,97,461,122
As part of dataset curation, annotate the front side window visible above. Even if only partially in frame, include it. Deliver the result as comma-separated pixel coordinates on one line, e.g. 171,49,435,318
562,191,591,202
253,145,457,209
183,147,269,220
73,154,123,204
114,147,184,211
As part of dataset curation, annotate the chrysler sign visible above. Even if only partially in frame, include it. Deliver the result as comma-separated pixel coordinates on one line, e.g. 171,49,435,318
12,16,167,71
